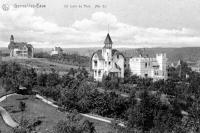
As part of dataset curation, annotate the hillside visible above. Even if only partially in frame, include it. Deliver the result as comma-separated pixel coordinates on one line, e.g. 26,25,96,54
1,47,200,64
122,47,200,64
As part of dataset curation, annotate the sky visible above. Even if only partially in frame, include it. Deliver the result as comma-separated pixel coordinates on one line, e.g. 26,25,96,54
0,0,200,48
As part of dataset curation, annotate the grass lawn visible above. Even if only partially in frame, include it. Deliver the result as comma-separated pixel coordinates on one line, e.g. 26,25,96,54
0,116,12,133
0,85,14,98
0,95,113,133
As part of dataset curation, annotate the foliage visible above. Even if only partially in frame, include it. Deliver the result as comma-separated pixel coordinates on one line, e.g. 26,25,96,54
13,118,42,133
102,75,119,90
2,60,200,133
53,112,96,133
46,69,60,87
19,101,26,112
0,62,37,93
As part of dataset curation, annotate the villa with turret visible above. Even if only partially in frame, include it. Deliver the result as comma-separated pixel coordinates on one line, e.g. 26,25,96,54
8,35,34,58
91,33,125,81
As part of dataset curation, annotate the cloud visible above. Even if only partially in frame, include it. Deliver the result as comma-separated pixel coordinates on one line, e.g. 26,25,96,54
0,7,200,48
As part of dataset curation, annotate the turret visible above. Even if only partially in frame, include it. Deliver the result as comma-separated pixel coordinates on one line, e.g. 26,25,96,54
102,33,113,71
103,33,112,49
10,35,14,43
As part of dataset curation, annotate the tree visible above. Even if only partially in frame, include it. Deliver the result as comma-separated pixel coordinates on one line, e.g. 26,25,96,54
17,68,37,91
46,70,60,87
102,75,119,90
13,127,27,133
53,112,96,133
19,101,26,112
127,91,161,132
124,68,131,84
82,120,96,133
61,74,74,88
37,73,48,87
68,68,77,77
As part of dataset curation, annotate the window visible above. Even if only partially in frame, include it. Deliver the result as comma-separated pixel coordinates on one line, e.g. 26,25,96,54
154,71,158,75
117,55,119,59
98,70,101,76
94,60,97,67
94,70,97,76
145,62,148,68
105,61,107,67
109,62,111,65
145,74,148,77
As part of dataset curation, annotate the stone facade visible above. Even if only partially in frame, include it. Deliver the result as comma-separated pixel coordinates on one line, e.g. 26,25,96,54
129,53,168,81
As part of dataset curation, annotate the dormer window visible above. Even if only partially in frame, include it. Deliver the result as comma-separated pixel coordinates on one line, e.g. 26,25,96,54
94,60,97,67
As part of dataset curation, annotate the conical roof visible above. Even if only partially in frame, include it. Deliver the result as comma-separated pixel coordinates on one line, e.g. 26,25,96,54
104,33,113,44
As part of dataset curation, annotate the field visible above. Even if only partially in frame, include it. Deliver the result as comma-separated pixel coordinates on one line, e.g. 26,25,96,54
0,95,113,133
2,57,90,76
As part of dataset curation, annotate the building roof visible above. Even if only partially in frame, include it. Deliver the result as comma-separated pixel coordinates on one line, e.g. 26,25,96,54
109,65,121,73
112,49,125,58
8,42,33,50
92,49,124,61
104,33,113,44
92,50,104,60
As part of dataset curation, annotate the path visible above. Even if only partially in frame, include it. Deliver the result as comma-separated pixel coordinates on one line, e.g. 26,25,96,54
0,93,19,128
0,106,19,128
36,94,125,127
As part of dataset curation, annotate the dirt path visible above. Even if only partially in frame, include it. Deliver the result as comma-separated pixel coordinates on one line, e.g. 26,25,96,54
0,94,19,128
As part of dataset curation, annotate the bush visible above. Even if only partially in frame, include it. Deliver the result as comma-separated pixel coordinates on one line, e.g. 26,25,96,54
19,101,26,112
53,112,96,133
13,127,27,133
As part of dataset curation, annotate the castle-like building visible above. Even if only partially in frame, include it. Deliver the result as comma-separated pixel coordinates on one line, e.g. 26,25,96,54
8,35,34,58
91,33,125,81
129,54,168,81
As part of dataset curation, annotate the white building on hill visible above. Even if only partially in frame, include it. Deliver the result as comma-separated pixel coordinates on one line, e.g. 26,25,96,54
129,53,168,80
51,47,63,56
91,33,125,81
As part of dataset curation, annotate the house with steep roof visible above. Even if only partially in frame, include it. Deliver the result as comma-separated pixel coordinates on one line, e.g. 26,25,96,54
8,35,34,58
91,33,125,81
